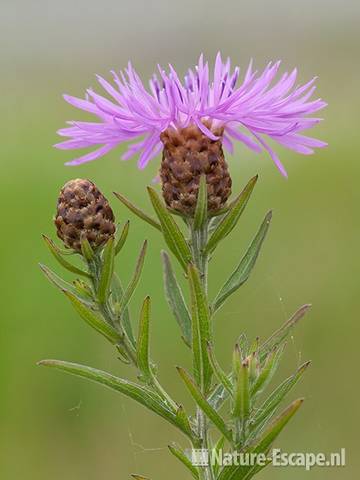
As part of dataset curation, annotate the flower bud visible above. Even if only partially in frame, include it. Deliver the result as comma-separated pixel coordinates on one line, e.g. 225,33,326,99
54,178,115,253
247,351,260,382
160,123,232,215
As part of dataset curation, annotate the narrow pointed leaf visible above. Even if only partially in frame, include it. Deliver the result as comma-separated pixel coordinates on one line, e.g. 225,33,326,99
251,361,310,430
42,235,90,278
115,220,130,255
39,263,89,300
206,342,233,395
114,191,161,231
251,344,286,397
119,241,147,315
116,344,131,364
237,333,249,355
205,176,258,254
188,264,212,393
64,290,121,344
177,367,232,442
213,211,272,312
112,273,135,347
80,237,95,262
147,187,192,270
98,237,115,304
233,353,250,420
259,304,311,361
175,405,193,438
168,444,199,480
73,279,94,300
131,475,150,480
194,174,208,230
38,360,192,437
251,398,304,453
250,350,276,398
209,204,231,217
218,400,303,480
137,297,151,379
161,251,191,346
213,436,226,477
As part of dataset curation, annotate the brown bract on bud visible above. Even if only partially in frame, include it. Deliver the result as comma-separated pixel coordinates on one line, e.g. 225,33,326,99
160,122,232,215
55,179,115,252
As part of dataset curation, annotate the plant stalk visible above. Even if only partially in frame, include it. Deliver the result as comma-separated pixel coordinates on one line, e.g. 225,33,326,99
190,220,214,480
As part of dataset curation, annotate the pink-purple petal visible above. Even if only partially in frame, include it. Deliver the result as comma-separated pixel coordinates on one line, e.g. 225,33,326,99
65,144,116,166
56,54,326,175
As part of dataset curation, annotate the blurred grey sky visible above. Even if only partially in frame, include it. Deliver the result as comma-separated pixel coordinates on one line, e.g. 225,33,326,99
2,0,359,79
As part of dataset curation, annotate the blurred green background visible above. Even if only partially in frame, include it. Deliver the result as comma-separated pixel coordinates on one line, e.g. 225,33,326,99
1,1,359,478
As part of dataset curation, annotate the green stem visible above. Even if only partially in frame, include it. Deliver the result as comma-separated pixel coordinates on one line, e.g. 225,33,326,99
87,254,138,364
190,220,214,480
190,223,208,292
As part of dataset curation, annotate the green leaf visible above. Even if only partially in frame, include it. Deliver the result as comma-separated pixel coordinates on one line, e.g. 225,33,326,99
188,264,212,394
116,344,131,364
39,263,90,300
251,361,310,431
209,204,231,218
251,344,286,397
112,273,135,347
119,240,147,316
217,399,303,480
208,215,225,238
237,333,249,355
98,237,115,304
213,211,272,312
115,220,130,256
147,187,192,270
38,360,192,438
205,176,258,255
131,475,150,480
168,444,199,480
206,342,233,395
73,279,93,300
251,398,304,453
42,235,90,278
251,350,278,396
161,251,191,347
194,174,208,230
177,367,232,442
175,405,193,438
259,304,311,362
213,436,226,477
232,346,250,420
114,191,161,231
80,237,95,262
206,336,249,410
137,296,151,380
64,291,121,344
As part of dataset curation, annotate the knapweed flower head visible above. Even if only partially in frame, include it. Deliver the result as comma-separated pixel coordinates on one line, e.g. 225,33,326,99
56,53,326,178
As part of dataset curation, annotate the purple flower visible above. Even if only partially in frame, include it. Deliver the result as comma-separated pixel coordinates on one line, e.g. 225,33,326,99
55,53,327,176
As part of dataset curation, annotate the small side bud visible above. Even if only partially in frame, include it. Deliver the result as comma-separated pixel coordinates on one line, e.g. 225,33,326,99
54,179,115,253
